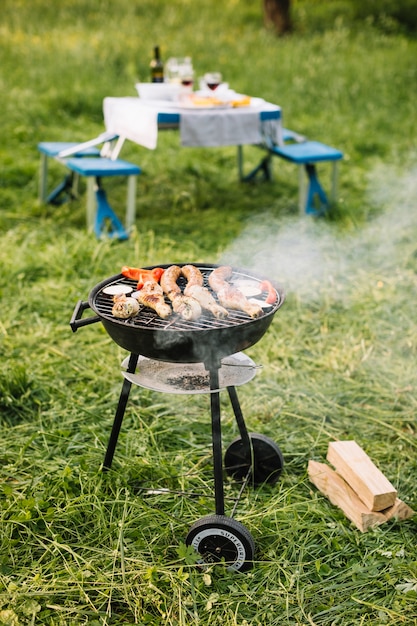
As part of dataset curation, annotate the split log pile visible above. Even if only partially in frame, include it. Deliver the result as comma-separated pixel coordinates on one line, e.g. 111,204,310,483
308,440,415,532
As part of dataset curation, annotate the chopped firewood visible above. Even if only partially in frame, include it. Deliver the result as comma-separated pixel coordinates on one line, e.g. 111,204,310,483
308,460,415,532
308,460,387,532
381,498,415,522
327,440,397,511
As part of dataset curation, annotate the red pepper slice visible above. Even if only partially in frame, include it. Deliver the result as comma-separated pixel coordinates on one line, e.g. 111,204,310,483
260,280,277,304
121,266,165,290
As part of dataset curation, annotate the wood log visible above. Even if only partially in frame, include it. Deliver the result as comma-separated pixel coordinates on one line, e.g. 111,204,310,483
308,460,387,532
327,440,397,511
308,461,415,531
381,497,415,522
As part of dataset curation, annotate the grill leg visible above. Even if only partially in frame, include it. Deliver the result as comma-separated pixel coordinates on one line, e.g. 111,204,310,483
209,367,225,516
102,352,139,470
227,386,251,451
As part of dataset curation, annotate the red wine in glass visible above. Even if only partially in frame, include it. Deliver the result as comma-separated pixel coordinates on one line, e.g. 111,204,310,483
204,72,222,91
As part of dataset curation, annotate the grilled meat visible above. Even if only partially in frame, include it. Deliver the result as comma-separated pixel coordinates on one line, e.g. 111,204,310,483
208,265,233,292
160,265,182,297
112,295,140,319
216,285,263,318
171,293,202,321
184,283,229,319
181,264,204,287
209,265,263,318
161,265,202,321
133,281,172,319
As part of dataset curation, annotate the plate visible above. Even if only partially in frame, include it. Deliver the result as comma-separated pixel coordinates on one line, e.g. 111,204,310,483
121,352,259,395
231,280,262,298
102,284,133,296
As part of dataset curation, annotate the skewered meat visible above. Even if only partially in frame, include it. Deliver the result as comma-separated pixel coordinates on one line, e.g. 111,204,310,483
184,283,229,319
133,281,172,319
181,264,204,287
160,265,202,321
209,266,263,318
112,295,140,319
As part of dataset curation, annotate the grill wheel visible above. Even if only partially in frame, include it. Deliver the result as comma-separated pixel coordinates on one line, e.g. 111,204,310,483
224,433,284,485
186,514,255,572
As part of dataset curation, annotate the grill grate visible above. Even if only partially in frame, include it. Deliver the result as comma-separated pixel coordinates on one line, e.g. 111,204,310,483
93,266,281,332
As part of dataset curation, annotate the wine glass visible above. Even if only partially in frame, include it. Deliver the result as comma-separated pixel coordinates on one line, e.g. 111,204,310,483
178,60,194,101
204,72,222,91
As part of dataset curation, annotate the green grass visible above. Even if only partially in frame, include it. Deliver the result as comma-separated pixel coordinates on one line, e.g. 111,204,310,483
1,1,417,624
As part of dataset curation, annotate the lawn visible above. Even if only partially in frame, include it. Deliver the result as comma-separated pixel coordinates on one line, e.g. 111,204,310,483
1,1,417,624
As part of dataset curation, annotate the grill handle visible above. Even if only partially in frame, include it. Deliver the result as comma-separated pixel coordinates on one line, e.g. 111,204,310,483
70,300,100,332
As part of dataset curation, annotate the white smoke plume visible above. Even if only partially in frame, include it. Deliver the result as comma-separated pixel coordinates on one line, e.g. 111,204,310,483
219,162,417,299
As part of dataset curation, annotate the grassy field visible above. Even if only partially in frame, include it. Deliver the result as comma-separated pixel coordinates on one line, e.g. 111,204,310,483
1,1,417,624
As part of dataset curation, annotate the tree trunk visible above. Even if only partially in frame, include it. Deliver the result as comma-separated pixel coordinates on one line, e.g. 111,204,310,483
263,0,292,35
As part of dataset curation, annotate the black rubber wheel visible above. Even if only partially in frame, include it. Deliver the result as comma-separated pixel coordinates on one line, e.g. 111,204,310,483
224,432,284,485
186,514,255,572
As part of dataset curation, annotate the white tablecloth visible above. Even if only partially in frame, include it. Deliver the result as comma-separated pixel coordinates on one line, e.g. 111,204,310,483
103,97,281,150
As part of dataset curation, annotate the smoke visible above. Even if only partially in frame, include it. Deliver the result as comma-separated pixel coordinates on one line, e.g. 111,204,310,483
219,162,417,299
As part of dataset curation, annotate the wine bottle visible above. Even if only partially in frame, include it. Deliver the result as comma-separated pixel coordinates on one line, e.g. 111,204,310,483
150,46,164,83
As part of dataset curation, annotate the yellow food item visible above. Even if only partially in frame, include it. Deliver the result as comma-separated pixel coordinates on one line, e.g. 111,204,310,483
189,95,223,107
231,96,251,107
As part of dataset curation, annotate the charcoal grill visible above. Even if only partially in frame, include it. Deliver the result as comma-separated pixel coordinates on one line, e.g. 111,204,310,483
71,263,285,571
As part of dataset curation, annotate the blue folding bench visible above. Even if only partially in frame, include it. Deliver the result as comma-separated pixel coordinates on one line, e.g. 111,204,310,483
38,134,141,239
64,156,141,240
240,128,343,215
38,141,101,205
270,140,343,215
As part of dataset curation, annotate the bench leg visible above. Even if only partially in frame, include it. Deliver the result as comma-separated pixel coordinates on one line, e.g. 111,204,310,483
330,161,339,203
125,175,137,230
95,188,128,241
238,145,272,182
298,165,307,213
71,173,80,200
39,153,48,203
40,153,78,205
304,164,329,215
86,177,96,231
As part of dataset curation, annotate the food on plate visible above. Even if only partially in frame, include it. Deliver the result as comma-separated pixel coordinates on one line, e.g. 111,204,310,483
121,266,165,290
161,265,202,321
112,294,140,319
231,95,251,107
260,280,278,304
209,265,263,318
189,94,223,107
132,280,172,319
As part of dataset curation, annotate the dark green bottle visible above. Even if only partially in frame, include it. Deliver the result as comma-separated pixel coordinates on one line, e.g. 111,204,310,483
150,46,164,83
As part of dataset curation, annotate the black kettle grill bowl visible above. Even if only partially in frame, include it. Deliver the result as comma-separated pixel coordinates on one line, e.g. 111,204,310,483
71,264,285,366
